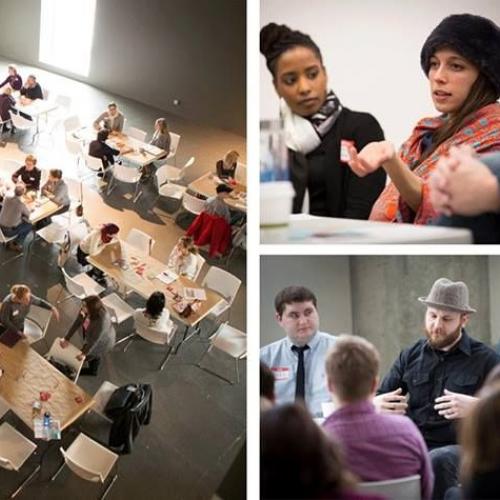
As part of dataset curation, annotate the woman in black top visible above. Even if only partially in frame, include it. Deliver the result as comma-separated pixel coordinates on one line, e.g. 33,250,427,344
260,23,386,219
216,150,240,179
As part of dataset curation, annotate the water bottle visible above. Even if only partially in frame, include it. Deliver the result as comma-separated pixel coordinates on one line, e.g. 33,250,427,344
43,411,51,428
260,119,289,183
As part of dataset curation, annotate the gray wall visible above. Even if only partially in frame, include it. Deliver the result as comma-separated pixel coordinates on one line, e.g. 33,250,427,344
350,256,491,372
0,0,246,135
260,256,352,346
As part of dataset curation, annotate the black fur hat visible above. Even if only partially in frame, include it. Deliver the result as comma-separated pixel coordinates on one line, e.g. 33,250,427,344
421,14,500,95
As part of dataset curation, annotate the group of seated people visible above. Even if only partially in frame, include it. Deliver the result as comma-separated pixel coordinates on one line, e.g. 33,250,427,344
0,154,70,251
260,14,500,242
260,282,500,499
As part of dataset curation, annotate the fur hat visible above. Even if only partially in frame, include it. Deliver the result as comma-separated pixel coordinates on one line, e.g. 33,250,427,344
420,14,500,96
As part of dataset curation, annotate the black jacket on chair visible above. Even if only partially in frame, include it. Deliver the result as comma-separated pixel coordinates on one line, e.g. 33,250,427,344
105,383,152,454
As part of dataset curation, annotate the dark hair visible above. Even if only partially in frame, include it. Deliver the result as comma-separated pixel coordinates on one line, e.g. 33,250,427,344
83,295,105,320
261,404,354,499
145,291,166,320
108,101,117,109
260,362,275,400
460,385,500,483
274,286,317,317
413,71,498,170
97,129,109,142
49,169,63,179
260,23,323,77
216,184,233,194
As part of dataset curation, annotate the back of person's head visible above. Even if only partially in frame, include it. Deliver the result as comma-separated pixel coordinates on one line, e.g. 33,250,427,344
224,150,239,166
460,384,500,483
261,403,353,499
325,335,380,404
179,236,197,254
97,129,109,142
216,184,233,195
260,362,275,403
83,295,104,320
49,169,63,180
274,285,317,318
10,284,30,301
25,154,37,166
156,117,168,134
14,184,25,197
145,291,166,320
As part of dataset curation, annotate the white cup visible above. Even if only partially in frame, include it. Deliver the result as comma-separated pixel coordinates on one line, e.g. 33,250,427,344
260,181,294,228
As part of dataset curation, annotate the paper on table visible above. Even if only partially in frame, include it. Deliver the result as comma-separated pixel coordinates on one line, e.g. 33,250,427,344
156,269,178,285
183,287,207,301
34,418,61,440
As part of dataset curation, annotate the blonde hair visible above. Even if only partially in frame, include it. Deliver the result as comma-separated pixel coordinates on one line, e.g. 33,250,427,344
10,284,31,300
7,64,17,73
156,117,168,135
325,334,380,403
223,150,239,167
25,154,37,165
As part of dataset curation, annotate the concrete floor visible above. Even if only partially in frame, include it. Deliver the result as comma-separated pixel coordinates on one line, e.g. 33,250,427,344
0,60,246,500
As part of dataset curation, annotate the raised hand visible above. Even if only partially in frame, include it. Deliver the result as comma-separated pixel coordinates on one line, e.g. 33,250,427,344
347,141,396,177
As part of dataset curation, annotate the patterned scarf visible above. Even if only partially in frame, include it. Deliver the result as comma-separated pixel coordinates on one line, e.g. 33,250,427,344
281,90,342,155
369,102,500,224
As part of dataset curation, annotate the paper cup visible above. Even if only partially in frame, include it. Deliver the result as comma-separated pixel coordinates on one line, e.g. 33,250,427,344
260,181,294,228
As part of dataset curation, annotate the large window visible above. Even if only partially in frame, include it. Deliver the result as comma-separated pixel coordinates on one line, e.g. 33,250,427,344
39,0,97,77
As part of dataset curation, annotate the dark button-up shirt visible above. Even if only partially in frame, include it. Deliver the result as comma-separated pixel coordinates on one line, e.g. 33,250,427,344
12,166,41,191
378,330,499,449
20,83,43,100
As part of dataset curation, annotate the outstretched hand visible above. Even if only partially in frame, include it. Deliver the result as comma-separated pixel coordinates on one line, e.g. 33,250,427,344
347,141,396,177
434,389,478,420
373,387,408,414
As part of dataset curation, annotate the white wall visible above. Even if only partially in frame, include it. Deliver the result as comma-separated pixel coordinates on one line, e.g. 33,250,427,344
260,255,352,346
260,0,500,148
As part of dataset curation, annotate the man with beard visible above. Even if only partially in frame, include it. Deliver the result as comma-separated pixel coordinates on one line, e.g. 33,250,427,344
260,286,336,417
374,278,499,499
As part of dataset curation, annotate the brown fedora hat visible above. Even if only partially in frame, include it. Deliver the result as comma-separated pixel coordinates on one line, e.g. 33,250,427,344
418,278,476,314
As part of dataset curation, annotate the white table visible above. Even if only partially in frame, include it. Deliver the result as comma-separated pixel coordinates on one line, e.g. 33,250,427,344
260,214,472,244
13,99,58,134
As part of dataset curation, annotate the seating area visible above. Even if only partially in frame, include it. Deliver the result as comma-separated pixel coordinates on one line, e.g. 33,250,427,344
0,1,246,498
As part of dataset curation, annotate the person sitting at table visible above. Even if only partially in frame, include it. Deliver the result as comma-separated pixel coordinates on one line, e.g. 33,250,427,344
139,117,171,182
0,86,15,131
0,284,59,338
167,236,199,280
216,150,240,179
205,184,233,223
133,291,173,333
77,222,120,282
93,101,125,133
0,184,33,252
11,154,41,192
88,129,121,176
60,295,116,376
19,74,43,102
41,169,70,215
0,64,23,91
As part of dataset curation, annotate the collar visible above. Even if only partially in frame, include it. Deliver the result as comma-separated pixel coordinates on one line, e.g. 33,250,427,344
424,328,472,356
285,330,321,350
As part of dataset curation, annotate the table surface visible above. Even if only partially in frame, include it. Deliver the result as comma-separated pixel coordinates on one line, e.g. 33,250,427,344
0,341,94,431
87,240,223,327
14,98,58,118
73,127,165,167
24,195,61,224
188,172,247,213
260,214,472,244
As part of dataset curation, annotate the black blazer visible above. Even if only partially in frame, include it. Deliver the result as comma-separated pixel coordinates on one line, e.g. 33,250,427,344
289,107,386,219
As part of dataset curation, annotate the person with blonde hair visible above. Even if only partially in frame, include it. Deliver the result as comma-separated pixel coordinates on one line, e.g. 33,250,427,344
150,117,171,155
216,149,240,179
167,236,199,280
0,284,59,337
11,154,41,192
0,64,22,91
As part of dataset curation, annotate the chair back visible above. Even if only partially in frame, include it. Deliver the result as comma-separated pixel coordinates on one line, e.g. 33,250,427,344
202,266,241,306
24,305,53,344
235,163,246,185
61,448,102,483
0,227,16,245
182,192,206,215
61,268,86,298
126,126,147,142
358,474,421,500
46,337,84,381
10,111,33,129
112,164,141,183
211,322,247,359
0,455,14,471
67,222,90,252
135,320,175,346
155,164,171,187
0,158,22,177
180,156,195,178
168,132,181,157
65,135,84,156
42,88,50,100
158,183,186,201
126,228,155,256
83,153,104,173
192,253,206,282
63,115,81,133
